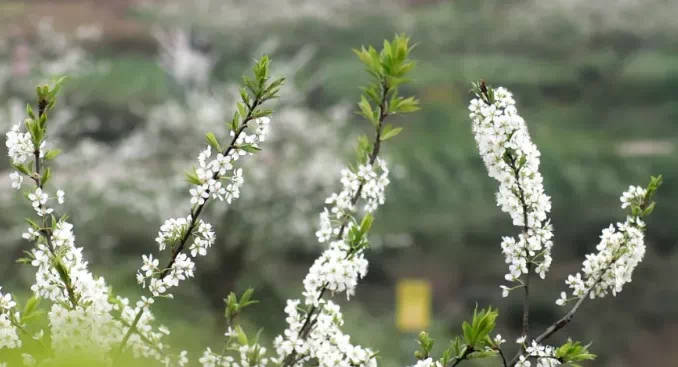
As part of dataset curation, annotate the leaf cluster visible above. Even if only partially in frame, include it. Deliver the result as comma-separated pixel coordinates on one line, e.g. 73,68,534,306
224,288,259,326
346,214,373,256
354,34,419,153
555,339,597,367
631,175,663,218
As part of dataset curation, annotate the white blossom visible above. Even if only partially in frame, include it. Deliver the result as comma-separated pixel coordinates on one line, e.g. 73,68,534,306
558,185,647,305
28,187,53,217
0,289,15,311
9,172,23,190
469,86,554,285
0,313,21,350
525,340,560,367
189,220,215,257
5,123,34,165
275,158,390,366
156,216,191,251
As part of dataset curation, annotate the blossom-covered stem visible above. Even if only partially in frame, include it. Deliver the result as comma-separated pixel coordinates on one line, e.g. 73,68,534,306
26,90,80,310
511,176,662,366
119,96,265,355
280,74,395,367
160,99,260,280
494,96,535,340
287,80,390,352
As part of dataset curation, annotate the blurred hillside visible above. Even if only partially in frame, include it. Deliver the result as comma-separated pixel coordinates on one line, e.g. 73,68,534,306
0,0,677,365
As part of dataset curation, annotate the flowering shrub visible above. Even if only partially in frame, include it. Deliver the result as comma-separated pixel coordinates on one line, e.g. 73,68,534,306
0,33,662,367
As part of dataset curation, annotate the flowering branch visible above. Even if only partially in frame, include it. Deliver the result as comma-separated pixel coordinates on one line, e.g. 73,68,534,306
117,55,284,357
274,34,419,367
508,175,663,365
409,83,660,367
469,81,554,343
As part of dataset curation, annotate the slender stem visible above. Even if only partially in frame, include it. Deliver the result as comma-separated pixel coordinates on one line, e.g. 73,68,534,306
508,269,604,366
521,263,531,337
534,292,588,343
160,99,261,279
507,153,532,339
498,347,509,367
450,346,473,367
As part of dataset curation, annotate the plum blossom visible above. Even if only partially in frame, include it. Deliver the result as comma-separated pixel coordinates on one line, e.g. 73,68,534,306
469,86,553,293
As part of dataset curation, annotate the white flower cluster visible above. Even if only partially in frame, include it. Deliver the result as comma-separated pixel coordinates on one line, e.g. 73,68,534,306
5,109,186,366
28,188,51,217
469,87,554,288
5,123,36,165
303,240,368,303
556,186,647,306
274,300,377,367
189,117,269,206
275,158,390,367
515,340,560,367
620,185,646,209
22,218,176,363
0,288,20,350
9,171,23,190
316,158,389,243
155,216,191,251
138,216,215,297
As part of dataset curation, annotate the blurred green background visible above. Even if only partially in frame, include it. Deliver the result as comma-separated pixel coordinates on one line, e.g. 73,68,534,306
1,0,677,365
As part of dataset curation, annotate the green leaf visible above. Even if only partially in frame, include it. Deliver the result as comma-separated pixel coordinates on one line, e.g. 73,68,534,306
26,104,35,119
45,149,62,161
12,163,31,176
25,218,40,229
381,125,403,141
235,325,248,346
556,339,596,365
358,95,377,126
41,167,51,186
205,132,222,152
231,110,241,132
359,214,374,235
238,144,261,153
414,331,434,360
185,169,203,185
236,102,248,122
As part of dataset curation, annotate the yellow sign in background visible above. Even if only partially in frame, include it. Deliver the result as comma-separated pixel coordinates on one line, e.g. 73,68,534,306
396,278,431,332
